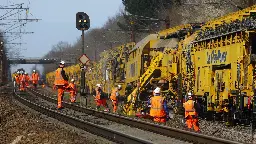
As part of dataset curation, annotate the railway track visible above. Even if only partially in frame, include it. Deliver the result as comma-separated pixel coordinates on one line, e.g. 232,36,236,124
14,89,192,144
14,90,157,144
14,87,241,144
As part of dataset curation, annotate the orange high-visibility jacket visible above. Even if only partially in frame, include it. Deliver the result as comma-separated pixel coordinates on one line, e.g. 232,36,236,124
54,68,67,85
25,75,30,81
32,73,39,81
110,88,118,101
15,75,20,84
95,87,104,100
150,96,166,117
19,75,23,82
21,75,26,82
183,99,196,118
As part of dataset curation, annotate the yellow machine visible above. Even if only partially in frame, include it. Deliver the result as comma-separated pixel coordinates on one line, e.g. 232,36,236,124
45,5,256,125
122,23,203,115
182,6,256,125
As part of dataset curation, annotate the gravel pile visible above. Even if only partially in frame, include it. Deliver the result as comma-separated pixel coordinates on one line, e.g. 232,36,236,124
1,87,113,144
23,91,191,144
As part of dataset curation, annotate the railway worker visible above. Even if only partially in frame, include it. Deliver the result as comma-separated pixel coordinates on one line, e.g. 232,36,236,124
110,85,122,113
94,84,109,111
24,72,30,88
148,87,168,123
183,92,200,132
19,71,26,91
31,70,39,89
67,79,77,103
54,60,68,109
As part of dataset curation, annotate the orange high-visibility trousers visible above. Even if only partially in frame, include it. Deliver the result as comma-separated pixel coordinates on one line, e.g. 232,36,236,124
153,117,166,123
186,115,199,131
33,80,38,89
57,87,65,108
112,100,117,112
96,99,107,107
70,91,76,103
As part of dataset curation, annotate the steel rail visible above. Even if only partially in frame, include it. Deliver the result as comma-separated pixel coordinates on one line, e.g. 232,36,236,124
13,91,154,144
30,88,242,144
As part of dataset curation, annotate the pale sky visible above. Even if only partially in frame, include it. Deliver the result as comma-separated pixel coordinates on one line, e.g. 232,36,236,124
1,0,123,74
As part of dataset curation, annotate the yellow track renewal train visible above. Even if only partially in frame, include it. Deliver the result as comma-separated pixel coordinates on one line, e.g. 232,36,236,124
46,5,256,126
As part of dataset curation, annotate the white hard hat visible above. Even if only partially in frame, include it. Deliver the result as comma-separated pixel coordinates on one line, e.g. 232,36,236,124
71,79,75,82
118,85,121,88
96,84,101,87
17,71,20,74
154,87,161,93
60,60,65,65
33,70,36,72
25,72,28,74
188,92,192,99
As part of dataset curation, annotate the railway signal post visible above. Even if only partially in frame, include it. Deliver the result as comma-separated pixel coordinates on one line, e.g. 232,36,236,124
76,12,90,98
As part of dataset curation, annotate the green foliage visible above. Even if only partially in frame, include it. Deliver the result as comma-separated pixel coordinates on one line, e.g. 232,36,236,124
122,0,172,18
119,0,173,37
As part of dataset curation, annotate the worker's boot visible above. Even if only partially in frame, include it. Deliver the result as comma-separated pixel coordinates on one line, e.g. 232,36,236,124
104,108,109,112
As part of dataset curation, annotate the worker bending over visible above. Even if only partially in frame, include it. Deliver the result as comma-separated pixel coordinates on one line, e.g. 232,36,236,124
31,70,39,89
110,85,121,113
54,61,68,109
148,87,168,123
183,92,200,132
67,79,77,103
94,84,109,111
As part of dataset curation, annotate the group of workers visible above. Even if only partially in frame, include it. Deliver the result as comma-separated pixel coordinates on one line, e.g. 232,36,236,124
93,84,121,113
54,60,200,132
53,60,122,112
14,70,40,91
148,88,200,132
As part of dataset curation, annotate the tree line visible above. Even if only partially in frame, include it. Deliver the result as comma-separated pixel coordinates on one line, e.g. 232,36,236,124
42,0,251,74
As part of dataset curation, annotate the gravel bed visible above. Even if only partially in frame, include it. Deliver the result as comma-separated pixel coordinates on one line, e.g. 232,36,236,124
164,115,252,143
23,91,191,144
1,86,113,144
37,87,253,143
